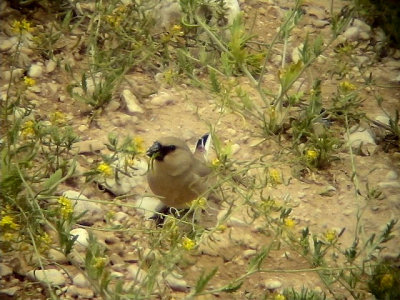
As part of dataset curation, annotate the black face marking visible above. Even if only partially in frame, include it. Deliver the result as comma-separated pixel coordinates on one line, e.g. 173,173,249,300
156,144,176,161
146,141,176,161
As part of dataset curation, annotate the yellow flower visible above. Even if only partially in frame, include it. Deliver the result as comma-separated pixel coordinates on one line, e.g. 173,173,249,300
23,76,36,87
211,158,221,167
50,111,66,125
268,168,282,184
93,257,107,269
181,236,195,251
340,81,356,92
58,196,74,219
1,232,17,242
216,224,227,232
39,232,52,252
380,273,393,290
284,218,295,228
97,162,113,177
274,294,286,300
305,149,318,161
134,136,145,154
0,215,20,230
325,229,337,243
21,120,35,138
171,24,184,36
12,19,34,33
191,197,207,209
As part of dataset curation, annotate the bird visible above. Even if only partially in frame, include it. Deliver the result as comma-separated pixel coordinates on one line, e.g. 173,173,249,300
146,134,212,210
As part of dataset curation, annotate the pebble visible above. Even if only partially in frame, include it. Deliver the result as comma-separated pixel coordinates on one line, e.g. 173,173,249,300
45,60,57,73
27,269,66,286
386,170,398,181
126,264,147,282
375,115,390,126
378,181,400,189
63,190,104,224
150,92,175,106
70,228,90,248
0,37,18,51
28,64,43,78
121,89,144,114
73,139,105,154
0,263,13,277
0,286,19,296
135,196,166,219
72,273,90,288
243,249,257,258
1,68,24,81
164,273,189,292
264,279,282,290
66,286,94,299
47,249,68,263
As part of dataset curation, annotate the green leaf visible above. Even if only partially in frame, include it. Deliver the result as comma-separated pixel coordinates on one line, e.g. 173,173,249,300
247,247,269,273
42,169,63,194
221,280,243,293
194,267,218,294
313,35,323,56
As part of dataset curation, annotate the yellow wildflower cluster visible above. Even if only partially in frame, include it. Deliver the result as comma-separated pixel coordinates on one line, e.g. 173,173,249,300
134,136,145,154
12,19,34,33
284,218,295,228
305,149,318,162
58,196,74,219
50,111,67,125
38,232,52,253
21,120,35,138
380,273,394,290
0,215,20,230
211,158,221,167
274,294,286,300
97,162,113,177
181,236,195,251
324,229,337,243
93,257,107,269
216,224,227,232
340,81,356,92
191,197,207,209
171,24,184,37
268,168,282,185
23,76,36,87
105,4,128,28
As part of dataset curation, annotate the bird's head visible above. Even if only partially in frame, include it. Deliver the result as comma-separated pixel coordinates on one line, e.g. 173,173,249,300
146,140,177,161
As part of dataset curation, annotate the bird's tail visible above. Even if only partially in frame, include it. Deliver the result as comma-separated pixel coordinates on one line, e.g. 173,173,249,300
194,133,211,159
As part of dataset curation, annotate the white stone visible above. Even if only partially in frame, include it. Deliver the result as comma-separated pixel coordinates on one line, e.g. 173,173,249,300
127,265,147,282
347,127,376,148
73,273,90,288
264,279,282,290
70,228,89,248
45,60,57,73
386,170,398,181
47,249,68,263
135,196,165,219
66,286,94,299
1,68,24,81
378,181,400,189
63,190,104,224
28,64,43,78
164,273,188,292
27,269,66,286
150,92,175,106
375,115,390,125
121,89,144,114
0,37,18,52
0,263,13,277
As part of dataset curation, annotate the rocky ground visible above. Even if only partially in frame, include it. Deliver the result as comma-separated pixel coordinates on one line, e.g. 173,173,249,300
1,0,399,299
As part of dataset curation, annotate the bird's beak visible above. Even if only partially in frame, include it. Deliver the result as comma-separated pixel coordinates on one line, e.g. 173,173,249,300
146,141,162,158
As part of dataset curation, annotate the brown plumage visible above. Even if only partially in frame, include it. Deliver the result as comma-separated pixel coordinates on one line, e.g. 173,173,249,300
146,136,211,209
